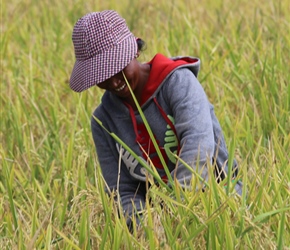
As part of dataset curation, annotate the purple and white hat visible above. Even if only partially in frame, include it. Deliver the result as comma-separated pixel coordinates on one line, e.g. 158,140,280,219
70,10,138,92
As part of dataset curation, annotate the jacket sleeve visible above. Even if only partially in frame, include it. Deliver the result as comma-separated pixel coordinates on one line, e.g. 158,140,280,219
91,114,146,225
164,68,215,187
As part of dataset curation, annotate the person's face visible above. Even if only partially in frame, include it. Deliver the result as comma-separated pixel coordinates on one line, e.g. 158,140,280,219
98,59,139,98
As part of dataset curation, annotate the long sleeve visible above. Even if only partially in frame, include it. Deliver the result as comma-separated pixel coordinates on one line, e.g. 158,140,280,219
163,68,242,195
91,114,146,223
164,68,216,186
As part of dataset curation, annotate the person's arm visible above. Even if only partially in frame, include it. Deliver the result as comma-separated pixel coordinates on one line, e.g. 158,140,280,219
91,115,146,228
164,68,215,187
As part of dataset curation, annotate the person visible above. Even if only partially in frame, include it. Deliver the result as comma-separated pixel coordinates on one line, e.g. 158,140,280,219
70,10,242,230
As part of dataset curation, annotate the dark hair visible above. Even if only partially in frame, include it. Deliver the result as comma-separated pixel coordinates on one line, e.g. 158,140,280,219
136,38,146,52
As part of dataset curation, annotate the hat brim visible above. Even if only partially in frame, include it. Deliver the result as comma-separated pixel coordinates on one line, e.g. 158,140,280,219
70,35,137,92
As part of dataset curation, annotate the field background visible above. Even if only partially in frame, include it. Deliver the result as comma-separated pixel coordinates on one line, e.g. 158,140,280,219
1,0,289,249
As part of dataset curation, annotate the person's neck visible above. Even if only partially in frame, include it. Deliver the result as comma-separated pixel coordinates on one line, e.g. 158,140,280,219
124,63,150,110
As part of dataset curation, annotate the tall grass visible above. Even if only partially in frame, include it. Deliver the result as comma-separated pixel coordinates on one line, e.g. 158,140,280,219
1,0,289,249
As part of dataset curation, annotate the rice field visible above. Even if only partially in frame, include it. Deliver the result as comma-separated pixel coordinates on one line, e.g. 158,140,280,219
1,0,290,249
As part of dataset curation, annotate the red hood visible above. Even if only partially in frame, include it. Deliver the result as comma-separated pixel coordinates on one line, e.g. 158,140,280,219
141,53,200,105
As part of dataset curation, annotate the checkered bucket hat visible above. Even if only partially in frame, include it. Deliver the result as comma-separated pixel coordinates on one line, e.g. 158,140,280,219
70,10,138,92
